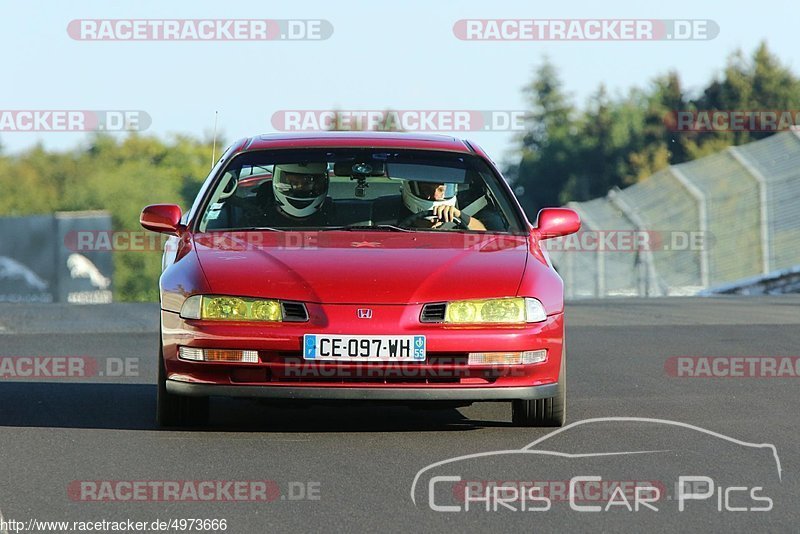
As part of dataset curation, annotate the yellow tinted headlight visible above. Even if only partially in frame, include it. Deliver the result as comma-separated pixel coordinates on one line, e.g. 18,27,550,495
444,298,526,324
250,300,282,321
195,296,283,322
480,299,525,322
447,301,478,323
203,297,247,320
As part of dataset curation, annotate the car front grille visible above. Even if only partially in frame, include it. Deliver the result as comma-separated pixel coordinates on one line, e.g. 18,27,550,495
281,302,309,322
420,302,447,323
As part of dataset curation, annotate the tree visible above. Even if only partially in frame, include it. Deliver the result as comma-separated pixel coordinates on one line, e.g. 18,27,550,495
513,59,578,214
691,41,800,153
0,133,216,301
511,42,800,215
628,72,688,182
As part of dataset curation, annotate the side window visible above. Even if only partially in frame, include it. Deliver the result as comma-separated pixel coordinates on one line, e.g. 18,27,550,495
186,143,240,226
199,169,240,231
478,169,516,232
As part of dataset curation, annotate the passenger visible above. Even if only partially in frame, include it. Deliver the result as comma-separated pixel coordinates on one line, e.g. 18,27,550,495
399,180,486,231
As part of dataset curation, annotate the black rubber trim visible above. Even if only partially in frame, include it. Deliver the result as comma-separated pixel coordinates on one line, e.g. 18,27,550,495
166,380,559,401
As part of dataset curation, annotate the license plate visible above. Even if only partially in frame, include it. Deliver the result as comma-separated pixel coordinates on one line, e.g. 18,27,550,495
303,334,426,362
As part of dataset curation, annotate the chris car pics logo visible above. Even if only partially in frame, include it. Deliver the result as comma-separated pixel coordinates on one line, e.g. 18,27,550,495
411,417,780,514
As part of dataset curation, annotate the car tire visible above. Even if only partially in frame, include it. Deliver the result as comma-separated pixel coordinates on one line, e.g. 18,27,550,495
157,346,209,428
511,349,566,427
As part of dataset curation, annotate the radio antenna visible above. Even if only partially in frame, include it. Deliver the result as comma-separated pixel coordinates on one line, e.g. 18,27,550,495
211,111,219,169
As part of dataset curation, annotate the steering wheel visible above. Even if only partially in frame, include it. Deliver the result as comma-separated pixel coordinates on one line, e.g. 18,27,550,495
398,210,470,230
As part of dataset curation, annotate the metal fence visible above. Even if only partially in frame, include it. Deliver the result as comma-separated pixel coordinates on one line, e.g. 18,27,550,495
547,130,800,298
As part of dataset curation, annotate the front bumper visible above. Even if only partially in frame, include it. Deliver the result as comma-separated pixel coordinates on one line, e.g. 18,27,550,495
161,305,564,396
166,380,559,401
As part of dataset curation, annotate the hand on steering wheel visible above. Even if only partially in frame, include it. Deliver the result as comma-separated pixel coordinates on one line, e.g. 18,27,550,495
398,209,469,230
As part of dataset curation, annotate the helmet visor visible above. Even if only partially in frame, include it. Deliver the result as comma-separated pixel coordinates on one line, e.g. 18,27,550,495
410,181,457,202
275,171,328,199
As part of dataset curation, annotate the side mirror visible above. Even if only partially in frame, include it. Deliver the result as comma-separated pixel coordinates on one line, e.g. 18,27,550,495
533,208,581,240
140,204,183,235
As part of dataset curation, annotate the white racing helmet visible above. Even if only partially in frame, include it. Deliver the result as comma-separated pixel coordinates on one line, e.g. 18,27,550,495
401,181,458,214
272,162,329,218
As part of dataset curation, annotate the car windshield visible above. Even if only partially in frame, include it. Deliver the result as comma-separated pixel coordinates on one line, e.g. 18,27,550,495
196,149,524,234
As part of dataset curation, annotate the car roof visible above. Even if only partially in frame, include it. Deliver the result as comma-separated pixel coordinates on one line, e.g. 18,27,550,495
237,131,478,154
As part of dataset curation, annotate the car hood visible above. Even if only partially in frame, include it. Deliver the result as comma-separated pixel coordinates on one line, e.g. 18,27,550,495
192,231,529,304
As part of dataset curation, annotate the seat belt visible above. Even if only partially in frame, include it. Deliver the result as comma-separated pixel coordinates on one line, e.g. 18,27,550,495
460,195,488,216
439,195,489,230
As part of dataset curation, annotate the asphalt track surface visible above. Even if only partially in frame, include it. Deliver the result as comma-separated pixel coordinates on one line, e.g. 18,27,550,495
0,296,798,533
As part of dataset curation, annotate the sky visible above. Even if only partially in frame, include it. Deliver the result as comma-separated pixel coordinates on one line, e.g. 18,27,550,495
1,0,798,166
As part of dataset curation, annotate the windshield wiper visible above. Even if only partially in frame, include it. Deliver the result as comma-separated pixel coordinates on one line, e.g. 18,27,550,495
341,224,416,232
223,226,286,232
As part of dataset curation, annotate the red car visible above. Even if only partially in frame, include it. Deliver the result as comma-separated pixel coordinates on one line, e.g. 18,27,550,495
141,132,580,427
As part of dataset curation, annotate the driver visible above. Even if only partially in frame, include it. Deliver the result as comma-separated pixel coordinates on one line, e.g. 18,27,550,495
252,162,336,227
400,180,486,230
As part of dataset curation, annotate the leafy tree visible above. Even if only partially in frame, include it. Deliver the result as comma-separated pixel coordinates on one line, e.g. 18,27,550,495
511,42,799,216
690,42,800,153
513,59,578,213
0,133,215,301
628,72,689,182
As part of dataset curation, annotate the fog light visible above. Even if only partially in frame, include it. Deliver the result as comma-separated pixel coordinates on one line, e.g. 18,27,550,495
468,349,547,365
204,349,259,363
178,347,204,361
178,347,259,363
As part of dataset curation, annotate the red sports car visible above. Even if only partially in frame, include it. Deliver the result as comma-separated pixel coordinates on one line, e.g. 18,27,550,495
141,132,580,427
